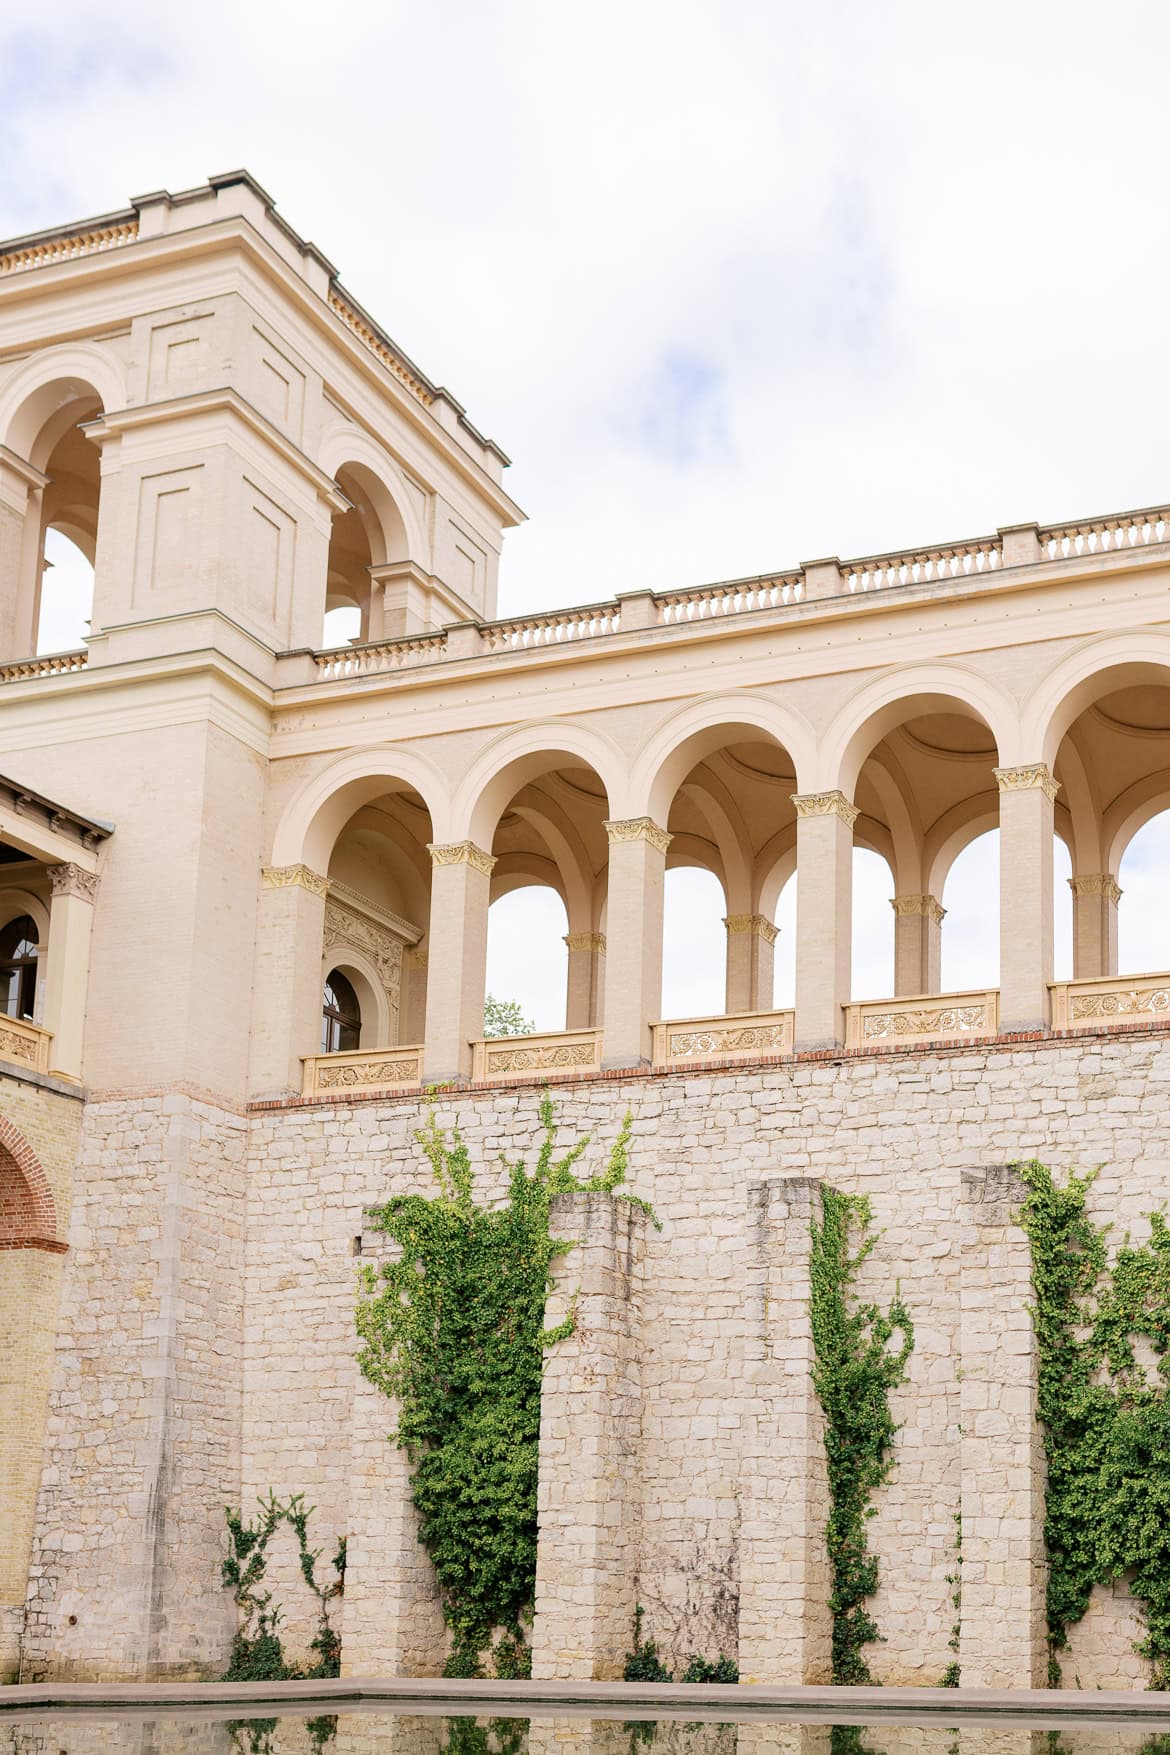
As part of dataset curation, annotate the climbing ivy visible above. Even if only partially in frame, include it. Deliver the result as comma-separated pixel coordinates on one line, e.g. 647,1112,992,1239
939,1508,961,1687
355,1093,654,1678
809,1189,914,1685
1018,1159,1170,1686
220,1492,345,1685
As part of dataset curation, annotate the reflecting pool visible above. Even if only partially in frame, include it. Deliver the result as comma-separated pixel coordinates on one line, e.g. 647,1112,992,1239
3,1714,1170,1755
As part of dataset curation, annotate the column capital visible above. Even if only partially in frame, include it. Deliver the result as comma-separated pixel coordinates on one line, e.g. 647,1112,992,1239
724,913,779,945
564,931,607,953
603,816,672,853
890,893,946,924
427,840,496,876
994,763,1059,802
261,862,329,897
790,789,858,827
1069,872,1122,905
47,862,99,904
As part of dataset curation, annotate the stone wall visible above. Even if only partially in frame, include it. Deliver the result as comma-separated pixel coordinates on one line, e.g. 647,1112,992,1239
15,1026,1170,1685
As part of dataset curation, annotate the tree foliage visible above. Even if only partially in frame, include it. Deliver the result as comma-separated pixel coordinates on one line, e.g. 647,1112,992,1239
482,995,534,1038
1018,1159,1170,1686
355,1093,652,1677
809,1188,914,1684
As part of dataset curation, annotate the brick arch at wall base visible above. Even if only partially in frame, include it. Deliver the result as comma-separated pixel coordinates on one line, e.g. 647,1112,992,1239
0,1117,67,1254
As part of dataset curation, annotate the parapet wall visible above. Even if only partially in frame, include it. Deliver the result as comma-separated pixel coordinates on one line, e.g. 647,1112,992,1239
16,1027,1170,1685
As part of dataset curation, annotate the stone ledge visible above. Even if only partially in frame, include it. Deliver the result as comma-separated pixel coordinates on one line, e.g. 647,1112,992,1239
0,1059,86,1100
245,1015,1170,1113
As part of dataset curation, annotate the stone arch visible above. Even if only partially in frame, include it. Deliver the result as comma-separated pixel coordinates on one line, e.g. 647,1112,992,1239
453,721,621,849
1025,638,1170,769
632,693,815,824
317,423,424,563
821,665,1013,798
270,745,448,873
321,947,392,1049
0,344,126,462
0,1118,63,1252
0,889,49,943
1104,771,1170,875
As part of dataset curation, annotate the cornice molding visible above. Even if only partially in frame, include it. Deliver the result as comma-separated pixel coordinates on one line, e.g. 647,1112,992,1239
262,863,329,897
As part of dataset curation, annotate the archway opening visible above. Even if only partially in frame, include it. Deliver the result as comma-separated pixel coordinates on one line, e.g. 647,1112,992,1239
322,462,411,647
37,529,94,654
662,866,726,1020
486,759,610,1035
0,914,39,1020
852,848,896,1001
1119,812,1170,974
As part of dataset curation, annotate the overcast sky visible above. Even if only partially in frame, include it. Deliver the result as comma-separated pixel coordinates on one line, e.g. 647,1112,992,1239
7,2,1170,1029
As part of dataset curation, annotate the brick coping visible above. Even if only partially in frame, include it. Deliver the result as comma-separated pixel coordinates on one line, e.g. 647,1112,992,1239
4,1676,1170,1725
248,1016,1170,1115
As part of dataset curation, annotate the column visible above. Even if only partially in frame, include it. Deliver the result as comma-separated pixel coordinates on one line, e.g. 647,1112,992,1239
739,1177,832,1684
891,894,945,996
600,817,669,1067
724,913,777,1013
996,764,1057,1031
1069,873,1121,979
248,864,329,1096
564,930,606,1029
531,1190,648,1680
422,841,494,1083
42,863,99,1081
791,791,856,1050
0,446,49,660
959,1165,1046,1688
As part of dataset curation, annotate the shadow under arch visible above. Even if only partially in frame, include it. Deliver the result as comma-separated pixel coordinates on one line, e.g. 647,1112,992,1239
630,693,815,825
270,746,448,874
821,665,1013,799
451,721,622,850
1026,641,1170,770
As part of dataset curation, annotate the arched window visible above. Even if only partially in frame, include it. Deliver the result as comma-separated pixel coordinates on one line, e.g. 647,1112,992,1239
321,969,361,1052
0,916,38,1020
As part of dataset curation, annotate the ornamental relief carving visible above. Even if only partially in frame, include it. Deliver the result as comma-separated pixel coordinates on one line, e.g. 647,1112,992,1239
428,841,496,876
890,894,946,923
47,862,99,903
993,764,1060,801
790,791,859,827
603,817,672,853
563,931,607,953
324,894,412,1020
262,863,330,896
1068,874,1123,904
723,914,779,944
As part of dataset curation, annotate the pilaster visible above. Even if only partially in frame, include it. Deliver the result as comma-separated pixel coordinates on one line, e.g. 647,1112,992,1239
249,864,330,1097
791,792,856,1050
42,864,99,1082
739,1177,832,1683
996,765,1057,1031
531,1191,648,1680
601,818,670,1067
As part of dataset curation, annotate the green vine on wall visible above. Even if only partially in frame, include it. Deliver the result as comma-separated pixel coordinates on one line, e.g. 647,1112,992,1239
810,1188,914,1685
355,1092,655,1678
220,1492,346,1685
1018,1159,1170,1686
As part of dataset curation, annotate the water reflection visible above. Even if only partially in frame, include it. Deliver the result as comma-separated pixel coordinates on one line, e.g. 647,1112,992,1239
1,1716,1168,1755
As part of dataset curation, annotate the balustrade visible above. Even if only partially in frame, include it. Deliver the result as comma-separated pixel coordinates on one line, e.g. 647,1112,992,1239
301,1043,423,1098
471,1027,603,1080
1040,504,1170,561
1050,973,1170,1030
0,651,87,684
0,1015,52,1074
844,990,999,1050
651,1008,794,1065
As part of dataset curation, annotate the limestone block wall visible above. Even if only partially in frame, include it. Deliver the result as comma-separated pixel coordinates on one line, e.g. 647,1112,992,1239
0,1071,83,1683
237,1028,1170,1690
18,1093,248,1682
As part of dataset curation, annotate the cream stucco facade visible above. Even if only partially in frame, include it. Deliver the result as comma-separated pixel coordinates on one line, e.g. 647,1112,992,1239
3,173,1170,1686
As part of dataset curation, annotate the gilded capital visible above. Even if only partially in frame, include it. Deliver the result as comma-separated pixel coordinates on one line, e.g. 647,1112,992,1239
262,863,330,897
427,841,496,877
1068,873,1122,905
564,931,607,953
790,790,859,828
604,817,672,853
724,913,779,945
993,763,1060,802
48,862,99,904
890,893,946,924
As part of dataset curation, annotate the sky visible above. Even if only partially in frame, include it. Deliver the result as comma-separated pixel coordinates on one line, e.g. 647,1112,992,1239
7,1,1170,1029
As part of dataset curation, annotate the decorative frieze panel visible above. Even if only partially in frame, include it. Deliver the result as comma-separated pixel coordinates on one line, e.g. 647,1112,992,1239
0,1015,51,1073
1050,974,1170,1029
651,1008,795,1064
471,1028,603,1080
262,863,329,896
845,990,998,1048
301,1044,423,1098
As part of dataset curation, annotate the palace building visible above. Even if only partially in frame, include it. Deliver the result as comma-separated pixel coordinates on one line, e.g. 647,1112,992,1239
3,171,1170,1689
